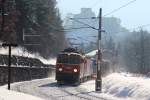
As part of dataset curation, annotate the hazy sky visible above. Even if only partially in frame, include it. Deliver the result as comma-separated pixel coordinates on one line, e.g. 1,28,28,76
57,0,150,31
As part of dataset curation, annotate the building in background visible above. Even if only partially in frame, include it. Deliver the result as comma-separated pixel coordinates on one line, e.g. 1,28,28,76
63,8,97,47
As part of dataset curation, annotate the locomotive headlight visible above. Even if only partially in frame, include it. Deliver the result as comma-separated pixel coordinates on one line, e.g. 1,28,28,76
58,68,63,71
73,69,78,72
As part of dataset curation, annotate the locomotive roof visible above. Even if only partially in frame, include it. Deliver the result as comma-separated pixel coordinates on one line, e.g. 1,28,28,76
59,52,85,57
58,48,86,58
61,48,80,53
58,52,84,57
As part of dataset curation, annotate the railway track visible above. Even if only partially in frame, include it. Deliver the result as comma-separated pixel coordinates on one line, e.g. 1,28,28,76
57,84,108,100
11,78,119,100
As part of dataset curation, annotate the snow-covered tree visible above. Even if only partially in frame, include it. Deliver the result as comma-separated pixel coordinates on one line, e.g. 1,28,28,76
122,30,150,74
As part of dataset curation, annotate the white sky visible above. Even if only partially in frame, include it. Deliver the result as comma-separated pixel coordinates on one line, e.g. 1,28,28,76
57,0,150,31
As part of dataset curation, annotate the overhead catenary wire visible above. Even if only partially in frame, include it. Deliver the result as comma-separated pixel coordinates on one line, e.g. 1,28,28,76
67,12,150,35
108,23,150,34
50,20,150,35
69,0,137,19
60,26,94,30
77,36,97,44
134,24,150,30
25,15,94,33
90,0,102,9
68,23,150,41
65,22,150,34
69,18,98,30
103,0,137,16
49,22,97,32
68,35,97,44
68,16,97,20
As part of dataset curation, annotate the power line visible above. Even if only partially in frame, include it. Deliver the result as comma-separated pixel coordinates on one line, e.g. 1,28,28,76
69,17,97,19
67,20,150,38
76,36,97,44
68,23,150,46
68,35,97,44
70,24,150,39
109,23,150,34
50,24,83,32
69,0,137,19
134,24,150,30
62,26,93,30
49,21,98,32
90,0,102,9
103,0,137,16
69,18,98,30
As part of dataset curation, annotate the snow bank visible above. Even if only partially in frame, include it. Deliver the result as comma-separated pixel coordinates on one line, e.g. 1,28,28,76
80,73,150,100
0,87,43,100
103,73,150,100
0,47,56,65
80,80,133,100
37,57,56,65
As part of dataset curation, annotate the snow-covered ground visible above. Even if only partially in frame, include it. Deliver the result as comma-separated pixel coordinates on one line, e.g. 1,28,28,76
9,78,122,100
0,87,43,100
2,72,149,100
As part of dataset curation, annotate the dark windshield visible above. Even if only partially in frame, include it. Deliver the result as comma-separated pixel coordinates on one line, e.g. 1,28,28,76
57,54,68,64
69,54,80,64
57,54,81,64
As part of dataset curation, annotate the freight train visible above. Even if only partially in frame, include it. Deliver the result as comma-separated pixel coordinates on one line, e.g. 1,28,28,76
55,48,110,85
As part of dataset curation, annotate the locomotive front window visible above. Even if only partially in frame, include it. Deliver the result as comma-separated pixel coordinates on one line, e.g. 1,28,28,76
57,54,81,64
69,55,80,64
57,54,68,63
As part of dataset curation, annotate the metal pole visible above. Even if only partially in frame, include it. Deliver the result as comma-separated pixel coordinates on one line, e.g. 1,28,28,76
2,43,17,90
95,8,102,92
8,46,11,90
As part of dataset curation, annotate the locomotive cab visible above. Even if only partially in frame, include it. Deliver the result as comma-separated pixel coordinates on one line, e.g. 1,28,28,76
56,52,83,84
55,48,94,85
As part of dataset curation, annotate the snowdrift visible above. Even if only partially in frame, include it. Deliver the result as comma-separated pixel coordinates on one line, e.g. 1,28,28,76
81,73,150,100
103,73,150,100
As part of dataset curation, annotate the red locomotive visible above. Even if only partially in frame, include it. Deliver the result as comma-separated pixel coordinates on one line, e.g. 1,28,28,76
55,48,93,85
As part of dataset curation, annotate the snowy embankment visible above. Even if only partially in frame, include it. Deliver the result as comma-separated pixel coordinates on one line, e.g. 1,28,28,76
81,73,150,100
103,73,150,100
0,47,56,65
0,87,43,100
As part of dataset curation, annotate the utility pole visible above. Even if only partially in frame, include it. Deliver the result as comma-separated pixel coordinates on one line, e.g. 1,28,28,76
140,30,145,73
2,43,17,90
95,8,102,92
